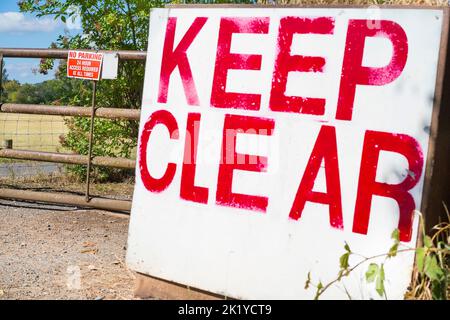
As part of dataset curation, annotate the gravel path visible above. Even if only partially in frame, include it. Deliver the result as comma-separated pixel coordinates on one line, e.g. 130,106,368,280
0,162,63,178
0,200,136,300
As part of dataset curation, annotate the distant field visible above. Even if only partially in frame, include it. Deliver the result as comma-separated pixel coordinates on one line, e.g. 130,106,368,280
0,113,68,152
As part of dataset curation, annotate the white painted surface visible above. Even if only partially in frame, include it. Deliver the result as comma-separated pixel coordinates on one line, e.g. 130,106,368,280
126,8,444,299
101,52,119,80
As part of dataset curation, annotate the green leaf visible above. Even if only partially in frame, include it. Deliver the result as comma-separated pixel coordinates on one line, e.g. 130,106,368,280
317,281,323,291
424,236,433,248
365,263,379,283
340,252,350,270
416,247,426,274
431,279,447,300
388,243,399,258
424,255,444,281
391,229,400,242
61,15,66,23
375,264,385,297
344,242,351,253
314,282,324,300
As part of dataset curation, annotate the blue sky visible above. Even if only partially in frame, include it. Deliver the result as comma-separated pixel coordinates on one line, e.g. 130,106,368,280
0,0,81,83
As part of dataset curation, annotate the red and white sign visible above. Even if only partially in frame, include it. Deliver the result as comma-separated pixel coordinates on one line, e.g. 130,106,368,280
126,7,445,299
67,50,104,80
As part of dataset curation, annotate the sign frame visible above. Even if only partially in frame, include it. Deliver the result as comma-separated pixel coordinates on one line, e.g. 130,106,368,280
128,4,450,300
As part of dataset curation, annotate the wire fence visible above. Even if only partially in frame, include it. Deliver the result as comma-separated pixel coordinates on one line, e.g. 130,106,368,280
0,112,134,203
0,113,67,178
0,113,67,152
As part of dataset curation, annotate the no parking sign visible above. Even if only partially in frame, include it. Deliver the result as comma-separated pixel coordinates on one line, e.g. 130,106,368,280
67,50,103,80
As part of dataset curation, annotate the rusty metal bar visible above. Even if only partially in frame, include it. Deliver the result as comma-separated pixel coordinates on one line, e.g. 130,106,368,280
0,53,3,103
0,48,146,61
0,149,135,169
0,103,140,120
86,81,97,201
0,48,141,212
0,188,131,212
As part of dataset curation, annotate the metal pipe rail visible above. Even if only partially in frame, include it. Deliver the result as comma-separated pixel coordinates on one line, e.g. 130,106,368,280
0,149,136,169
0,188,132,212
0,48,146,61
0,47,146,212
0,103,141,121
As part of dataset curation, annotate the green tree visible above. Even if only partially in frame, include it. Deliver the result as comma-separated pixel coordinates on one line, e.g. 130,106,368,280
2,65,8,82
1,64,9,101
2,80,20,102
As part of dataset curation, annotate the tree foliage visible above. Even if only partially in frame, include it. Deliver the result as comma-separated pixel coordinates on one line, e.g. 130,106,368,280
17,0,254,181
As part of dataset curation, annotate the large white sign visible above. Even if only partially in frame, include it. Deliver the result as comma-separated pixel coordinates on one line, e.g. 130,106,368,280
126,7,445,299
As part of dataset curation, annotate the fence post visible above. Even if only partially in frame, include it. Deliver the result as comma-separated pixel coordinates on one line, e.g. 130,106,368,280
2,139,12,149
85,80,97,202
0,53,3,103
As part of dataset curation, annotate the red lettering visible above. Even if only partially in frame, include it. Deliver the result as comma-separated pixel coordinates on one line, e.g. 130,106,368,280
180,113,209,204
211,17,269,110
289,125,343,229
269,17,335,115
158,17,207,106
216,114,275,212
139,110,179,193
353,131,423,242
336,20,408,121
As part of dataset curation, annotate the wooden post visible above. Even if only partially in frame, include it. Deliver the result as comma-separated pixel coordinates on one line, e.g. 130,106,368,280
0,53,3,103
134,273,223,300
2,139,12,149
421,8,450,231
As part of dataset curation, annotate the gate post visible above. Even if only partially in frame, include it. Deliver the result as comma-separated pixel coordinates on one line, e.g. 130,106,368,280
85,80,97,202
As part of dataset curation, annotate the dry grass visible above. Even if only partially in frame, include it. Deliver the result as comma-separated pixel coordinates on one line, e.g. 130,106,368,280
0,172,134,200
0,113,67,153
405,208,450,300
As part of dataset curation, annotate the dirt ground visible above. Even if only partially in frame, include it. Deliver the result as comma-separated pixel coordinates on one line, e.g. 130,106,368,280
0,200,137,300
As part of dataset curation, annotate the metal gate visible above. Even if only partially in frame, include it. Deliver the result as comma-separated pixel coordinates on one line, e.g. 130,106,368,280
0,48,146,212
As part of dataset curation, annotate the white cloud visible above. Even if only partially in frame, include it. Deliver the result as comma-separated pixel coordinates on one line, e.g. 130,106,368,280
65,6,82,30
0,12,60,33
66,14,82,30
4,60,54,83
6,61,37,78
